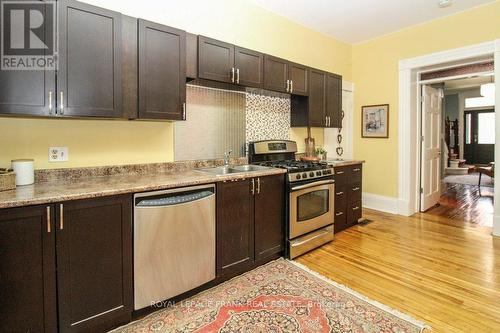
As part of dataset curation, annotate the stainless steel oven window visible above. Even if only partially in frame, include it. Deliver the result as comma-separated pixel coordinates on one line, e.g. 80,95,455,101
297,189,329,221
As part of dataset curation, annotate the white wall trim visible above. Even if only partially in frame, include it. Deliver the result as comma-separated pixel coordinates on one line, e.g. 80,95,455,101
399,41,495,70
493,39,500,236
363,192,399,215
399,40,500,234
342,80,355,92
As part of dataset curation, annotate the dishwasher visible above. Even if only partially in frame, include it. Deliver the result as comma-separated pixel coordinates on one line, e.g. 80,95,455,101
133,184,216,310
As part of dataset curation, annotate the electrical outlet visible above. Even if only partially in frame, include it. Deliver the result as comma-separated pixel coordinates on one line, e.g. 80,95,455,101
49,147,69,162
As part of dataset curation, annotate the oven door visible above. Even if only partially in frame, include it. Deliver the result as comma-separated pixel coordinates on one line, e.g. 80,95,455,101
289,179,334,239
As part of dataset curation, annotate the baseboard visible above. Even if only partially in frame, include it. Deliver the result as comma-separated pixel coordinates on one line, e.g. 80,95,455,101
493,215,500,237
362,193,399,214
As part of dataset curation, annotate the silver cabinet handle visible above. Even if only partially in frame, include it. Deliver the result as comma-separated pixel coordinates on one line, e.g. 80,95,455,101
59,203,64,230
336,171,344,175
236,68,240,84
325,116,328,126
290,80,293,93
286,79,290,92
353,168,361,172
327,116,331,127
59,91,64,115
46,206,51,233
182,102,186,120
335,212,344,216
48,91,53,115
251,179,255,195
256,178,261,194
231,67,235,83
353,206,360,211
336,191,344,195
352,187,360,191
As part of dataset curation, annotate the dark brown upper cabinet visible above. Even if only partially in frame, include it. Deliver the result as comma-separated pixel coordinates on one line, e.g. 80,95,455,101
263,55,289,93
326,73,342,128
57,0,122,118
56,195,132,332
288,62,309,96
138,19,186,120
198,36,235,83
291,68,342,128
0,0,55,117
0,205,57,333
234,46,264,88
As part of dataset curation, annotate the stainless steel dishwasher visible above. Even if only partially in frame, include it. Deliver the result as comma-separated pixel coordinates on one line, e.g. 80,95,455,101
133,184,216,310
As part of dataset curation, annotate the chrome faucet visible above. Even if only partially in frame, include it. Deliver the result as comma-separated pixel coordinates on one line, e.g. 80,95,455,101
223,150,232,166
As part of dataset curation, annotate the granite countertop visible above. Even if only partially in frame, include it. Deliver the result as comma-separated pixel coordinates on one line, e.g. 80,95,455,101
326,159,365,167
0,168,286,209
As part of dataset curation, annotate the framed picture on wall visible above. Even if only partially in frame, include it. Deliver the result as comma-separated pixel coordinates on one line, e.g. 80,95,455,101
361,104,389,138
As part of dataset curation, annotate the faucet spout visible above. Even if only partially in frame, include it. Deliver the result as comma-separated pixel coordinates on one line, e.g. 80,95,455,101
223,150,233,166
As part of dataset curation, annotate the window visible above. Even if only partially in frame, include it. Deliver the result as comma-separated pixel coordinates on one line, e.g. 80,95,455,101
465,113,472,144
477,112,495,144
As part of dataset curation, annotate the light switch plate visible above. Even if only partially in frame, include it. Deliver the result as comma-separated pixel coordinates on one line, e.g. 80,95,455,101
49,147,69,162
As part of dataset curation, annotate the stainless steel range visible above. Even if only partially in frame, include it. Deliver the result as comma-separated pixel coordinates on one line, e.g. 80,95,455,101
248,140,335,258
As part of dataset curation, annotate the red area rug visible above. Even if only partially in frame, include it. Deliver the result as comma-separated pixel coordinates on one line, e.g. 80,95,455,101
114,259,428,332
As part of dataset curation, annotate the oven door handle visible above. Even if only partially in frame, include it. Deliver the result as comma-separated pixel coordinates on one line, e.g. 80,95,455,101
291,179,334,191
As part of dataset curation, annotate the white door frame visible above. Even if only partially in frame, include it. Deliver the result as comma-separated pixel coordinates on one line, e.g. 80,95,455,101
398,39,500,236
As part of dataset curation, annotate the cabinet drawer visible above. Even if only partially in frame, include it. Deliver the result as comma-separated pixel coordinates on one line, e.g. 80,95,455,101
348,182,362,203
349,164,362,183
347,201,362,225
334,167,348,186
334,208,347,233
334,185,347,206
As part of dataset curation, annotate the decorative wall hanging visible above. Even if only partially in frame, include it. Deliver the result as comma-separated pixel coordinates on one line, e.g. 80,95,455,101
336,110,345,158
362,104,389,138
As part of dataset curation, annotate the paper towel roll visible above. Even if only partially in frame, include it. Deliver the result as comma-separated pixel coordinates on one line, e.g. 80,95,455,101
11,159,34,186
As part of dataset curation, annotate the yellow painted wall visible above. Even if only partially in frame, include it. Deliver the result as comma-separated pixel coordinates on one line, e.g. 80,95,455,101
352,1,500,198
0,0,348,169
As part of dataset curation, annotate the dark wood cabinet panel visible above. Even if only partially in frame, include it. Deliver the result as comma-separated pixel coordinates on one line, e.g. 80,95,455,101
326,74,342,128
334,164,363,233
0,205,57,333
255,175,285,260
58,0,122,118
198,36,234,83
308,69,327,127
264,55,288,93
121,15,139,119
56,195,132,332
289,63,308,96
186,32,198,80
216,179,254,277
235,46,263,88
138,19,186,120
0,1,55,117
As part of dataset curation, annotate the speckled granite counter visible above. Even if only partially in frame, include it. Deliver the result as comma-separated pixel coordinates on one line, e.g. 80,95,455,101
0,165,286,209
326,159,365,167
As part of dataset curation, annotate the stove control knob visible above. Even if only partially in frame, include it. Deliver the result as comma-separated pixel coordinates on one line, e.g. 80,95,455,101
302,172,307,178
296,174,301,180
309,172,315,177
316,171,322,176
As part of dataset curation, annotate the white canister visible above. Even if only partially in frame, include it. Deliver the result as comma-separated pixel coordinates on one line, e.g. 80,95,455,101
11,159,35,186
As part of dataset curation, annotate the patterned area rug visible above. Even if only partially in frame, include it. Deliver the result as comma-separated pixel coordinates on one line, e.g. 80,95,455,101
113,259,429,332
443,172,494,187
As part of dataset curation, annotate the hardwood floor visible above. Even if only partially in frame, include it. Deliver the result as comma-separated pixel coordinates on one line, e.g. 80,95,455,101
426,182,494,227
297,209,500,333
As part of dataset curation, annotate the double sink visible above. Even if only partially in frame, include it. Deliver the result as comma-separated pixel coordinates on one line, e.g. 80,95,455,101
197,164,271,176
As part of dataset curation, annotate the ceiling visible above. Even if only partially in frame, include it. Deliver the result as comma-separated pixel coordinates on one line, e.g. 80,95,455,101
250,0,495,44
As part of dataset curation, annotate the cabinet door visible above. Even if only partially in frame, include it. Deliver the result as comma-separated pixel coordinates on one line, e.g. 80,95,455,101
326,74,342,128
264,55,289,93
0,205,57,332
254,175,285,261
198,36,234,83
58,0,122,117
138,19,186,120
0,1,55,117
216,179,254,277
56,195,132,333
234,46,263,88
308,69,327,127
288,63,308,96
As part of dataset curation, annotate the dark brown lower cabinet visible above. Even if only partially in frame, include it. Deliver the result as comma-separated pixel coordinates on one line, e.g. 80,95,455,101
0,195,133,333
0,205,57,333
217,174,284,278
57,195,133,333
334,164,363,233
